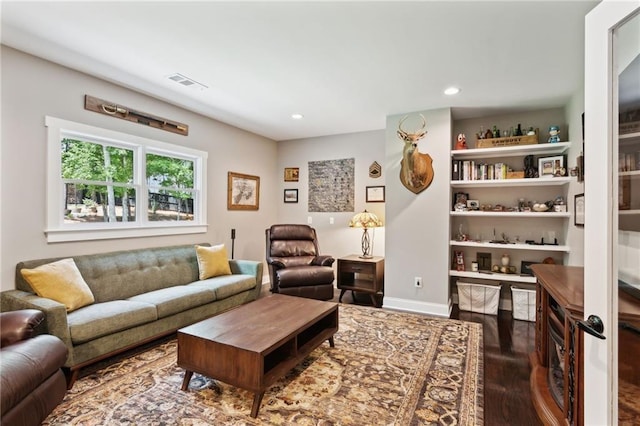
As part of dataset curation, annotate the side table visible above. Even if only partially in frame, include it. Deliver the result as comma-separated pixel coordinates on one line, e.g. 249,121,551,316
337,255,384,307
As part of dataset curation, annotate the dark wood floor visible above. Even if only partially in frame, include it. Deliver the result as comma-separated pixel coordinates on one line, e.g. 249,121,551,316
326,289,542,426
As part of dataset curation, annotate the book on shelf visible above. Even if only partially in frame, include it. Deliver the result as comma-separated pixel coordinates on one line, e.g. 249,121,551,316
451,159,510,181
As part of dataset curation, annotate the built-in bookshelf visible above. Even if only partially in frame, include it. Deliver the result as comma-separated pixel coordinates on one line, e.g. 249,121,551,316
450,141,572,285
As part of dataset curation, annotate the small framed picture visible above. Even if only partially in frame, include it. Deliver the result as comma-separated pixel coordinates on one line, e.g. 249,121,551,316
574,193,585,226
366,186,385,202
520,261,536,276
283,189,298,203
284,167,299,182
538,155,566,178
453,192,469,210
467,199,480,210
227,172,260,210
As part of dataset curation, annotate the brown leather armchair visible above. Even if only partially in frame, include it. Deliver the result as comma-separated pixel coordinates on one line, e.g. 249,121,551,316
266,224,335,300
1,309,68,426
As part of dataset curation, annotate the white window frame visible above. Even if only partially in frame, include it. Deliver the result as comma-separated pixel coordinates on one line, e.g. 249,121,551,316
45,116,208,242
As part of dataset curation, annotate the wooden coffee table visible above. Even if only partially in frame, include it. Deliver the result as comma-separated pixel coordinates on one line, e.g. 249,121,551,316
177,294,338,418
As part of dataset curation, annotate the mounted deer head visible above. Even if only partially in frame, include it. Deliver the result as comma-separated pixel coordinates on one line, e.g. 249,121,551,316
397,114,427,143
397,114,433,194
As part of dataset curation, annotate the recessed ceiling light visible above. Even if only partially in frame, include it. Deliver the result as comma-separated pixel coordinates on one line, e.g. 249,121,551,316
291,113,304,120
444,87,461,95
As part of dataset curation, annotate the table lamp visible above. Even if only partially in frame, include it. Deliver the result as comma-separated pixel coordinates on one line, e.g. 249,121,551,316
349,210,383,259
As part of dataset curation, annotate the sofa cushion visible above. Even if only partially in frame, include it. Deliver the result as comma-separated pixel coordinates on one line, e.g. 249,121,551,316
127,286,216,319
195,244,232,279
276,266,335,288
189,274,256,300
20,258,95,312
67,301,157,345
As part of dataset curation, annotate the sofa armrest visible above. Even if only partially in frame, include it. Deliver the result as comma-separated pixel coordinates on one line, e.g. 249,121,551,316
1,290,72,353
313,255,335,267
0,309,45,348
229,259,264,299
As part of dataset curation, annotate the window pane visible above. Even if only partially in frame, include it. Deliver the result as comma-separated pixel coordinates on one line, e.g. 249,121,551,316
64,183,136,223
146,153,194,189
61,139,133,184
148,189,194,222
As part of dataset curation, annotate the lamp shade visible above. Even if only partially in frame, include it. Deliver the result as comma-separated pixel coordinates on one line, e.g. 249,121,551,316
349,210,382,259
349,210,383,228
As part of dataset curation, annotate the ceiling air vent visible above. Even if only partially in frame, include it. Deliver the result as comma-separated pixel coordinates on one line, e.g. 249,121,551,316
166,73,208,90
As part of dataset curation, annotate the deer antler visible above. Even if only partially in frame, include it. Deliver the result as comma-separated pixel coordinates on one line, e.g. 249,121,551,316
397,114,427,142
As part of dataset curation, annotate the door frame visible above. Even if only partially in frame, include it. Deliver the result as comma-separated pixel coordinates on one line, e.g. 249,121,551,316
584,1,639,424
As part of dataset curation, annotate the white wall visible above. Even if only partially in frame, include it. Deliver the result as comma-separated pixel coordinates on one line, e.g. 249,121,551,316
0,46,279,291
276,130,386,260
384,108,452,316
565,89,586,266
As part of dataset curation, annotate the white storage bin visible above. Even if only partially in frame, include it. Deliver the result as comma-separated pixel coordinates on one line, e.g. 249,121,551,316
511,286,536,321
456,281,501,315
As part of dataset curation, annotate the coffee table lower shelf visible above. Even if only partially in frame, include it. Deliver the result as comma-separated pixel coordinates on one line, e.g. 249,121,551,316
177,294,338,418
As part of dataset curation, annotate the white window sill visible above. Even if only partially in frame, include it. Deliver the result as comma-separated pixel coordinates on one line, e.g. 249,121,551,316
45,224,208,243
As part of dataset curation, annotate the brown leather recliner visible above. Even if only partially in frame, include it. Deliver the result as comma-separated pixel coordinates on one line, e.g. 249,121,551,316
266,224,335,300
0,309,68,426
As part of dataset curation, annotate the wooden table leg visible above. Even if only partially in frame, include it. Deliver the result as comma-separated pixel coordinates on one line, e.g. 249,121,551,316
338,289,346,302
329,336,335,347
181,370,194,391
251,391,265,418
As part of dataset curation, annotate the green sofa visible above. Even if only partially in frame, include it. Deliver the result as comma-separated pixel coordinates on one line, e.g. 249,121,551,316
0,243,263,388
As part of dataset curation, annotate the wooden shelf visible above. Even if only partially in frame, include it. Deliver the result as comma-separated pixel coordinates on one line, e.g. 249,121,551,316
451,142,571,160
450,240,570,252
451,211,571,218
620,170,640,177
620,210,640,215
451,177,571,188
449,269,537,284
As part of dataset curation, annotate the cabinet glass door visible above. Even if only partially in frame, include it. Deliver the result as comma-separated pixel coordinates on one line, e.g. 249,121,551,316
615,10,640,424
584,3,639,424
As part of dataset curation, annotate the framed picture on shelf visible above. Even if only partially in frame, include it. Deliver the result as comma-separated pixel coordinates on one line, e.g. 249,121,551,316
453,192,469,210
538,155,566,178
574,193,585,226
227,172,260,210
283,189,298,203
520,261,536,276
366,185,385,202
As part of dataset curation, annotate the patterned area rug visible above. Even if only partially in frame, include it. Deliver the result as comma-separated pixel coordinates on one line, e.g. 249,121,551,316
44,304,483,425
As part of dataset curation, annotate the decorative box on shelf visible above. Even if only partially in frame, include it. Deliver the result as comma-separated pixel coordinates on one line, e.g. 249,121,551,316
506,171,525,179
475,130,539,149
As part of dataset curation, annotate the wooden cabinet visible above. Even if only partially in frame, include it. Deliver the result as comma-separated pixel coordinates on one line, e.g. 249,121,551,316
337,255,384,307
529,264,584,426
529,264,640,425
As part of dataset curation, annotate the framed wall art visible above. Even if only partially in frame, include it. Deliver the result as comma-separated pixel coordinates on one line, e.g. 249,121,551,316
284,189,298,203
574,193,585,226
227,172,260,210
284,167,299,182
366,186,385,202
538,155,566,178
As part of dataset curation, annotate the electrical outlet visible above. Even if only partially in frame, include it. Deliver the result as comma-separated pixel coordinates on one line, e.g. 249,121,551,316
329,217,334,224
307,216,313,224
414,277,422,288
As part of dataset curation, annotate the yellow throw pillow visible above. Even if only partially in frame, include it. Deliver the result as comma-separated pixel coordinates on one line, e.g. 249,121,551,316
195,244,232,280
21,258,95,312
